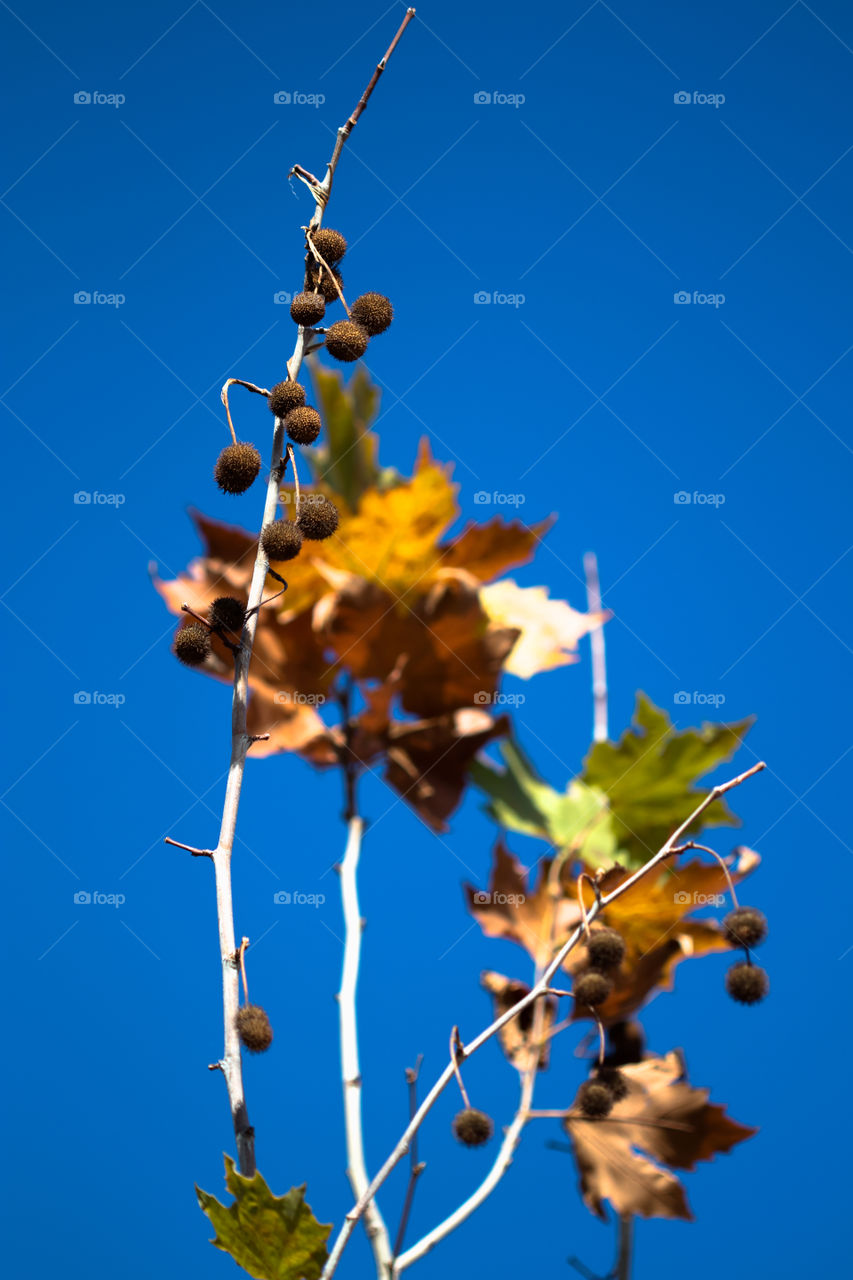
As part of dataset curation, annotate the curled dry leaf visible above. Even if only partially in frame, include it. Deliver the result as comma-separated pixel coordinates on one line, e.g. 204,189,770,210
481,970,556,1073
564,1051,757,1221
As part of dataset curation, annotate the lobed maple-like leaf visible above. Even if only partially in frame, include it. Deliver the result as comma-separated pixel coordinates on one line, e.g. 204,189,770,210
196,1156,331,1280
581,693,754,865
564,1052,757,1220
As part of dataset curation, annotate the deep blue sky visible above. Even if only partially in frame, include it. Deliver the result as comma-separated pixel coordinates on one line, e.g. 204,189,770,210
3,1,851,1276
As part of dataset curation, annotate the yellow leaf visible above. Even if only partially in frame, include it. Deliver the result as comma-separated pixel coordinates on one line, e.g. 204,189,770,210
479,579,609,679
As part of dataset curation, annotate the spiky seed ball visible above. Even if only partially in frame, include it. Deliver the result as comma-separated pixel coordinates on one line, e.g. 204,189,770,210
724,906,768,949
285,405,322,445
268,380,306,418
236,1004,273,1053
306,266,343,303
574,970,613,1008
577,1081,614,1119
586,927,627,972
261,519,303,562
297,495,339,541
290,291,326,327
209,596,246,634
350,292,394,336
594,1067,629,1102
310,227,347,264
452,1108,493,1147
726,961,769,1005
174,623,211,667
215,442,262,494
324,320,369,363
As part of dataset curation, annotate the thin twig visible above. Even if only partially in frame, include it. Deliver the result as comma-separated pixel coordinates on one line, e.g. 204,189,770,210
584,551,608,743
164,837,213,858
392,1059,426,1261
671,840,740,908
616,1214,633,1280
320,760,766,1279
221,378,271,445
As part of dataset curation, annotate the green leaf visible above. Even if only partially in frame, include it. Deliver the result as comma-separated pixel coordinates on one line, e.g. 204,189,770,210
306,359,398,509
197,1156,331,1280
470,739,619,869
581,692,753,866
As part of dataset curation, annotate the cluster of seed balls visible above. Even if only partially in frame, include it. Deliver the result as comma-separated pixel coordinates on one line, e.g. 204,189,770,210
174,595,248,668
290,225,394,363
573,907,769,1119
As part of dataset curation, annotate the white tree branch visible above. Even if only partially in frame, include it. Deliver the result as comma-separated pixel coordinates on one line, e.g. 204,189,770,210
320,760,766,1278
338,816,393,1275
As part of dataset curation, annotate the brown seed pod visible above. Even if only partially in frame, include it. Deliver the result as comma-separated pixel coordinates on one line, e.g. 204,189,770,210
593,1066,629,1102
324,320,369,363
261,519,303,562
297,495,339,541
452,1108,493,1147
174,623,211,667
290,291,326,327
285,405,322,445
350,292,393,336
577,1080,614,1118
306,265,343,303
586,927,626,972
723,906,768,949
726,961,769,1005
309,227,347,264
574,970,613,1008
209,596,246,634
268,380,306,418
236,1004,273,1053
214,442,261,494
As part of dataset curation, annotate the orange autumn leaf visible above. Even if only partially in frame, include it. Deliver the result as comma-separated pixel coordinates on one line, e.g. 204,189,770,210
565,1051,757,1220
565,848,761,1023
